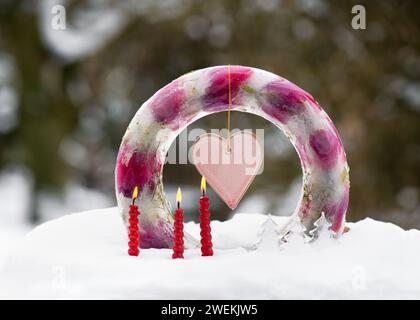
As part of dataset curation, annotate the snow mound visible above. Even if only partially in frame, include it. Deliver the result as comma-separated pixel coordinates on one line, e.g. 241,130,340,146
1,207,420,299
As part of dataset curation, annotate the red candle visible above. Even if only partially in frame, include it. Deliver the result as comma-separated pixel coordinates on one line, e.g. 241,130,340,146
128,186,140,256
199,176,213,256
172,187,184,259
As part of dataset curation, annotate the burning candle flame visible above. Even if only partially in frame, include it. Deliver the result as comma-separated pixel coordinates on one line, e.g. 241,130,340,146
132,186,138,200
201,176,206,195
176,187,182,205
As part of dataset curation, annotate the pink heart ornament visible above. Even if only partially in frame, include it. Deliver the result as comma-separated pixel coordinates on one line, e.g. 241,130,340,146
191,131,263,209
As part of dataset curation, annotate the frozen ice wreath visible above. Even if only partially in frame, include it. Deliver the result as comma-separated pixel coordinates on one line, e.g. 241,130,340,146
115,66,350,249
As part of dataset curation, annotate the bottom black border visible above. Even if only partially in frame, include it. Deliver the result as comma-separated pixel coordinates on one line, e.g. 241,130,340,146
1,300,418,318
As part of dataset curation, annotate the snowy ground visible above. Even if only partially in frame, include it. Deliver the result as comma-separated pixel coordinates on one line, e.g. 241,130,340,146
0,225,30,269
1,207,420,299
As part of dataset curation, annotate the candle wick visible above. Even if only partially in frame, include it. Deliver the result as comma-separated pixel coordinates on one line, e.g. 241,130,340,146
177,201,180,209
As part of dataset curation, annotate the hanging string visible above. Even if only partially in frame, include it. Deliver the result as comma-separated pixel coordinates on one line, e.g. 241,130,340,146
227,64,232,151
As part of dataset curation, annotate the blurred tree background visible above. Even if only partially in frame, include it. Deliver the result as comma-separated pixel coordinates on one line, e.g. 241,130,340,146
0,0,419,228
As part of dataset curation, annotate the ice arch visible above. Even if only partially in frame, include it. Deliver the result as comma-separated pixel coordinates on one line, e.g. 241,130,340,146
115,66,350,248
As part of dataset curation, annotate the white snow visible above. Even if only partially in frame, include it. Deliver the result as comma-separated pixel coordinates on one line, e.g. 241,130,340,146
1,207,420,299
0,225,30,270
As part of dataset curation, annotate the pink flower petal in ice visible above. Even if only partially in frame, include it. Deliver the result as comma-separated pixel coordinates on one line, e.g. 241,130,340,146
116,150,161,197
203,66,252,111
259,80,313,124
150,81,185,125
324,189,349,232
309,129,339,170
